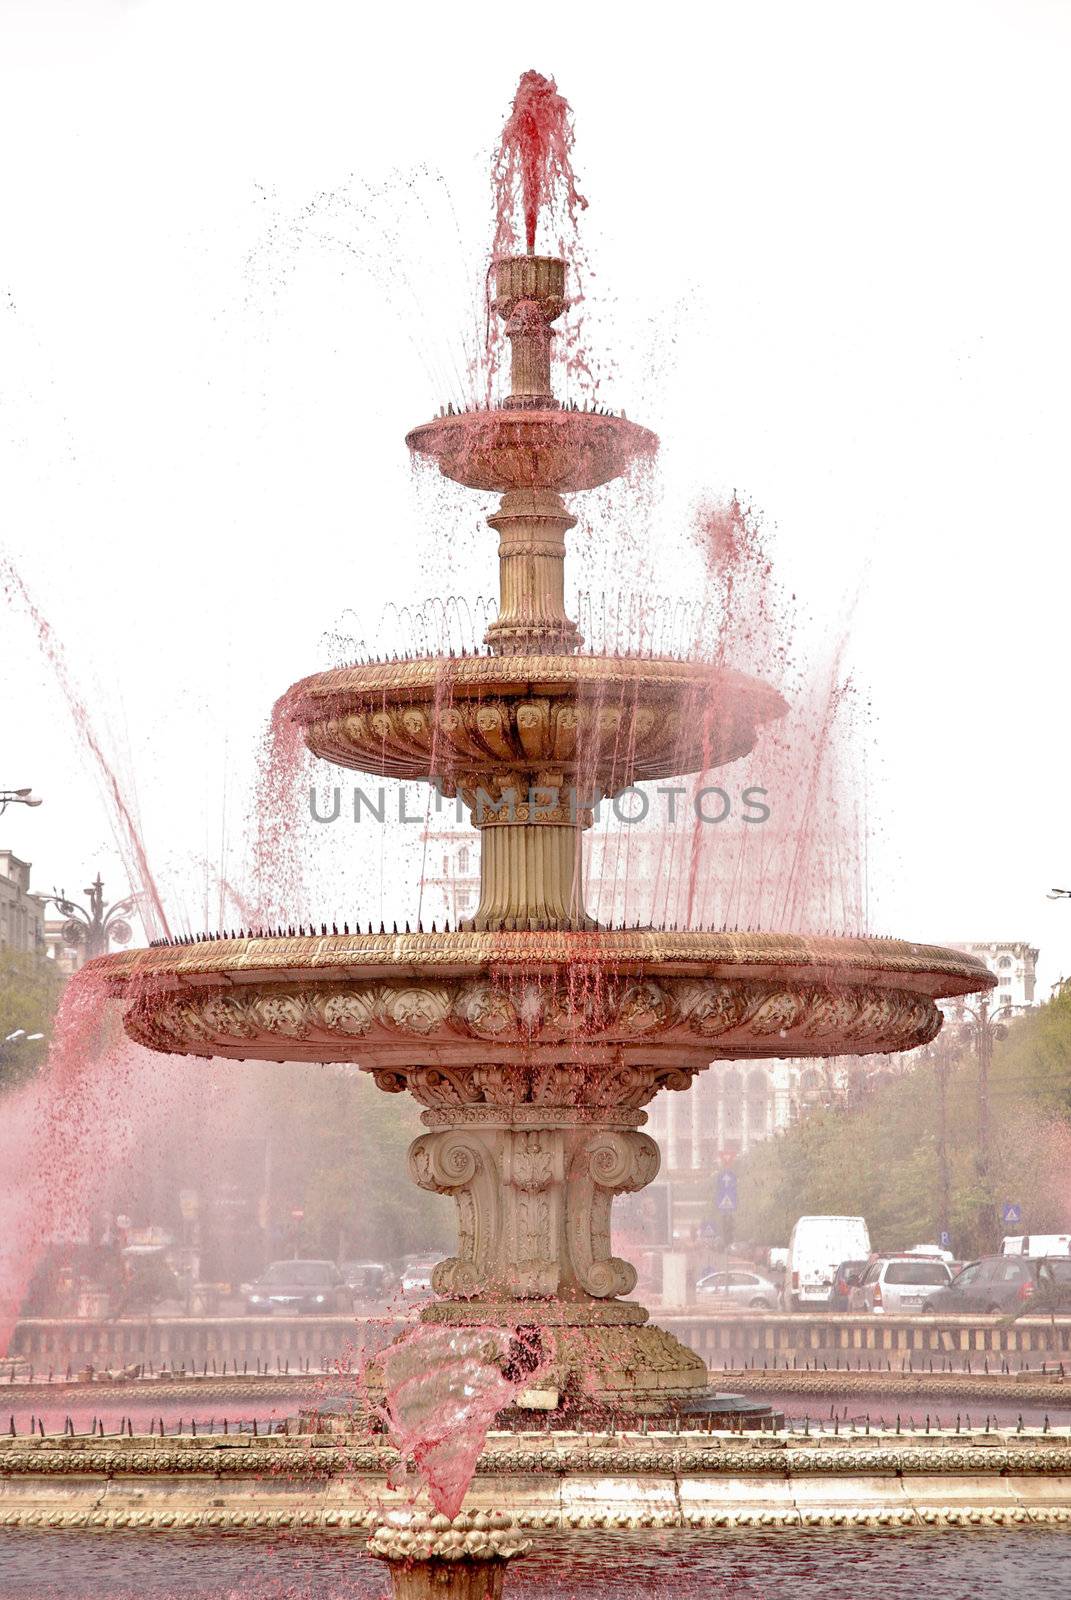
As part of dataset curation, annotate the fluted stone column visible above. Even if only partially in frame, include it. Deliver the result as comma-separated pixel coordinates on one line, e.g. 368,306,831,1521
484,490,580,654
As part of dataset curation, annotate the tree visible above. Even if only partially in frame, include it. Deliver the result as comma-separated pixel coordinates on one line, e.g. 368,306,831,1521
247,1062,452,1267
734,989,1071,1258
0,948,64,1092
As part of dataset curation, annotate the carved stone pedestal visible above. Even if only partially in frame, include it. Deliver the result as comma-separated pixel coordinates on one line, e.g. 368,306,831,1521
400,1069,708,1407
368,1512,529,1600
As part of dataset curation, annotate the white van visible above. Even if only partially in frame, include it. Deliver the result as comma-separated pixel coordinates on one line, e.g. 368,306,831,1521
1001,1234,1071,1258
785,1215,871,1310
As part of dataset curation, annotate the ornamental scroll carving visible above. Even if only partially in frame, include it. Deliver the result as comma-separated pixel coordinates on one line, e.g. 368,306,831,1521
408,1131,498,1299
567,1130,661,1299
405,1118,661,1305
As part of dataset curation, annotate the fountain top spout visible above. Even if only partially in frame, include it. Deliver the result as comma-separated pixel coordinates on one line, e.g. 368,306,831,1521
493,69,587,259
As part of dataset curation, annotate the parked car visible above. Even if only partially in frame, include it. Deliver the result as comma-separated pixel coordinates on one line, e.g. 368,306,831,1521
850,1255,953,1314
1001,1234,1071,1258
921,1255,1071,1315
906,1243,955,1264
785,1216,871,1310
695,1268,779,1310
243,1260,349,1314
829,1259,870,1313
339,1261,391,1300
399,1257,443,1297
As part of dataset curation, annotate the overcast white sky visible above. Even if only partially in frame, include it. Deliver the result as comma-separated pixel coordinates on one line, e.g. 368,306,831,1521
1,2,1069,988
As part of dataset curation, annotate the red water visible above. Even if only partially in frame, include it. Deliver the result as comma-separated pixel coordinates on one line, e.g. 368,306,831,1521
0,973,176,1358
582,494,868,942
492,70,587,260
6,1526,1068,1600
372,1322,548,1517
486,71,600,406
0,559,170,941
248,687,311,928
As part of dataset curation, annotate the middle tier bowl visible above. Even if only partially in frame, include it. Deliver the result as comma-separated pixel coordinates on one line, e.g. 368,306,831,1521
96,929,992,1073
288,652,789,791
405,407,658,493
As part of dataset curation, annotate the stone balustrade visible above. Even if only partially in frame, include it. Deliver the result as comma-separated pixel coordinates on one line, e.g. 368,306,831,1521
6,1310,1071,1377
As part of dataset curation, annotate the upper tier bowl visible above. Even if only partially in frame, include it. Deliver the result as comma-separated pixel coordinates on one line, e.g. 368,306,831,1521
406,408,658,493
288,652,788,793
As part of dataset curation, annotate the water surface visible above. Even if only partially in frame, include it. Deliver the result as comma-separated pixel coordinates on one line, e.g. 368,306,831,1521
0,1527,1066,1598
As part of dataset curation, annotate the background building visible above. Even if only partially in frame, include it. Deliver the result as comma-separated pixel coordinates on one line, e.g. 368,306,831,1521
420,828,479,925
0,851,46,956
42,915,86,975
947,941,1038,1015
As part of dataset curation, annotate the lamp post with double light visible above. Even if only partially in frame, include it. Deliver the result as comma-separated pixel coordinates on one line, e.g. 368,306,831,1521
0,788,43,816
45,875,137,963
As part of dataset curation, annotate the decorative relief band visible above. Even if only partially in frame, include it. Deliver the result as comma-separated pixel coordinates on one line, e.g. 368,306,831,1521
123,975,941,1067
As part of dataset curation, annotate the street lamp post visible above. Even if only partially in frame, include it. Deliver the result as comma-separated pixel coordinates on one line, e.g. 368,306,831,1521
46,875,136,962
0,788,43,815
921,1027,958,1246
947,995,1010,1253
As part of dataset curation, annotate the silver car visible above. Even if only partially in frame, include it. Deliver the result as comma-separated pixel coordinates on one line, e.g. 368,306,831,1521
850,1255,953,1313
695,1268,779,1310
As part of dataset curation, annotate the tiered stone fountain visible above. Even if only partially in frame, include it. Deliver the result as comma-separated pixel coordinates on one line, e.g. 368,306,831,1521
94,237,991,1417
12,81,1071,1592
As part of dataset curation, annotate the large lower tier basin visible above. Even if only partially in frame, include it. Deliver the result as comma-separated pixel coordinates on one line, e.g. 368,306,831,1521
93,930,993,1070
2,1527,1070,1600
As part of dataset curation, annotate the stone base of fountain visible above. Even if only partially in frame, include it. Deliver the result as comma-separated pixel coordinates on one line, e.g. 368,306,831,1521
2,1427,1070,1532
419,1302,710,1407
352,1299,779,1430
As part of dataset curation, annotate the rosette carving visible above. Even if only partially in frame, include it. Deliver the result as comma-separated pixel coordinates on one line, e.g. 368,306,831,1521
377,986,451,1034
252,994,309,1036
453,983,522,1038
199,995,257,1040
319,992,375,1035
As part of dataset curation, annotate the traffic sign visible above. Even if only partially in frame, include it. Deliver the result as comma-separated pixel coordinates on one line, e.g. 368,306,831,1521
699,1219,718,1243
938,1230,952,1251
1002,1202,1022,1226
715,1170,738,1213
